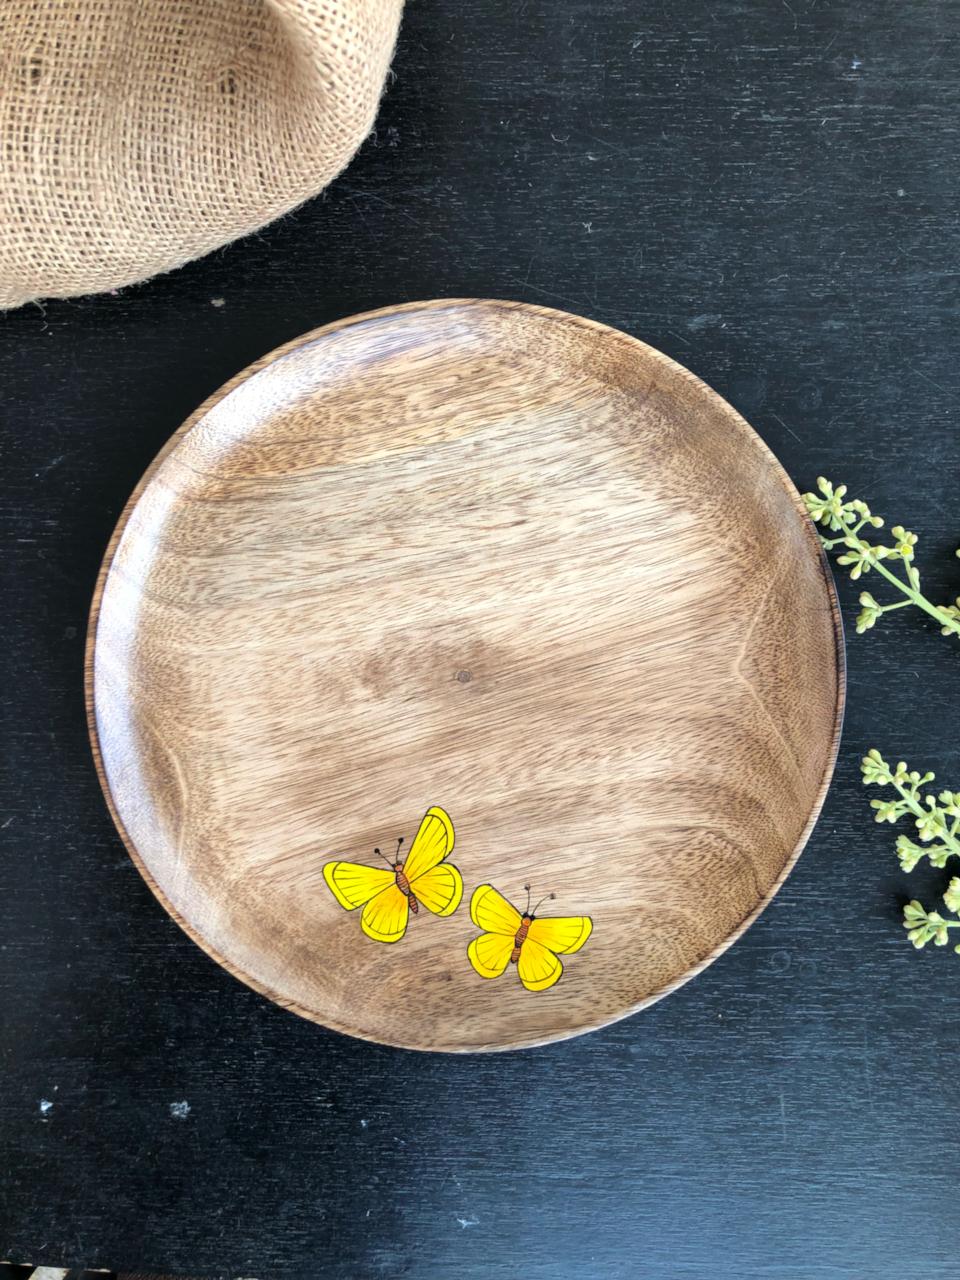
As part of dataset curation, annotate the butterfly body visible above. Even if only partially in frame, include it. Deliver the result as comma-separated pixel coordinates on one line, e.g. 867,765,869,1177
395,863,419,913
511,916,532,964
323,807,461,943
468,884,593,991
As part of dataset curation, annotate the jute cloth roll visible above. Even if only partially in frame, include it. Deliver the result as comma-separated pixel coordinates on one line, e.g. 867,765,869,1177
0,0,403,308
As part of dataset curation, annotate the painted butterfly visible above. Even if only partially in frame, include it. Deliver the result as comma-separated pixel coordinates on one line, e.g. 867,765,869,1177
467,883,592,991
323,806,462,943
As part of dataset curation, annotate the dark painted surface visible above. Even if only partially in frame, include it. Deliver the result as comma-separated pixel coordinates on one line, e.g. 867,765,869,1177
2,1,958,1276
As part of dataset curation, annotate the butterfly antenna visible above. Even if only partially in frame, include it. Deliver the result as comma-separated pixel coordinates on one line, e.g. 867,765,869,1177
396,836,404,859
373,846,394,868
531,891,556,916
523,884,531,914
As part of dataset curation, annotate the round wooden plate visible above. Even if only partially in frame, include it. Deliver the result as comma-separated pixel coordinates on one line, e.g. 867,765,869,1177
87,300,844,1052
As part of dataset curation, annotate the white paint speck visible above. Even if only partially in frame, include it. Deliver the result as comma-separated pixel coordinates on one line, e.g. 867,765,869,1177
851,56,863,69
456,1216,479,1229
897,188,906,197
169,1100,191,1120
210,297,226,308
550,132,569,143
39,1098,54,1116
360,1118,369,1129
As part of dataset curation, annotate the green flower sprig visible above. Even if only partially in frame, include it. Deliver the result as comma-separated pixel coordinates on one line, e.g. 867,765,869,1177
861,749,960,953
802,478,960,637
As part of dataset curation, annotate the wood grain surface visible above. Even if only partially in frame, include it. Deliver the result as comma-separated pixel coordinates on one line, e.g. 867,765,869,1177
87,300,842,1051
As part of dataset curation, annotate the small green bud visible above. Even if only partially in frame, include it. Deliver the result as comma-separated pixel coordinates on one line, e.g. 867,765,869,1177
943,878,960,914
928,845,952,869
872,799,902,824
902,901,951,949
896,834,924,872
890,526,919,558
915,805,945,842
855,607,877,633
861,750,892,785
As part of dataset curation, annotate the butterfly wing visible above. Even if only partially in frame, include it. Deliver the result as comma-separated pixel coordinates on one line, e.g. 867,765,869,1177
517,938,563,992
527,915,593,955
323,861,394,911
411,863,463,917
361,883,410,943
470,884,522,935
467,931,515,979
401,806,454,882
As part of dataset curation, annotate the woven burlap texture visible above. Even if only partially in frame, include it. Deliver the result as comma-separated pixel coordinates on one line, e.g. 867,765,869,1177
0,0,402,309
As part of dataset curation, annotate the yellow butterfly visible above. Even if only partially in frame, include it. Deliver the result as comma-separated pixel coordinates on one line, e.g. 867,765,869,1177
323,806,463,943
467,883,593,991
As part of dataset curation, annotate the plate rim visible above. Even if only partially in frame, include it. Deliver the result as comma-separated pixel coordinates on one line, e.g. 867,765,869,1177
84,297,846,1052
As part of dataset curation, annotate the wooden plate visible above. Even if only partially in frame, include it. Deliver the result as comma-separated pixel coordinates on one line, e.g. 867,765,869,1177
87,300,844,1052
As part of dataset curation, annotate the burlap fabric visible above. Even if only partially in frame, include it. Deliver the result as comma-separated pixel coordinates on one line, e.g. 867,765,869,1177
0,0,402,308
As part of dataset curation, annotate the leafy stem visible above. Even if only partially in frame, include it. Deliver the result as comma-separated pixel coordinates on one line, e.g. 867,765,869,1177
861,750,960,954
802,477,960,637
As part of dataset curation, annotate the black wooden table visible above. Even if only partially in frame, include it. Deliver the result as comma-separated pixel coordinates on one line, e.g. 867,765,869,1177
2,2,959,1276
